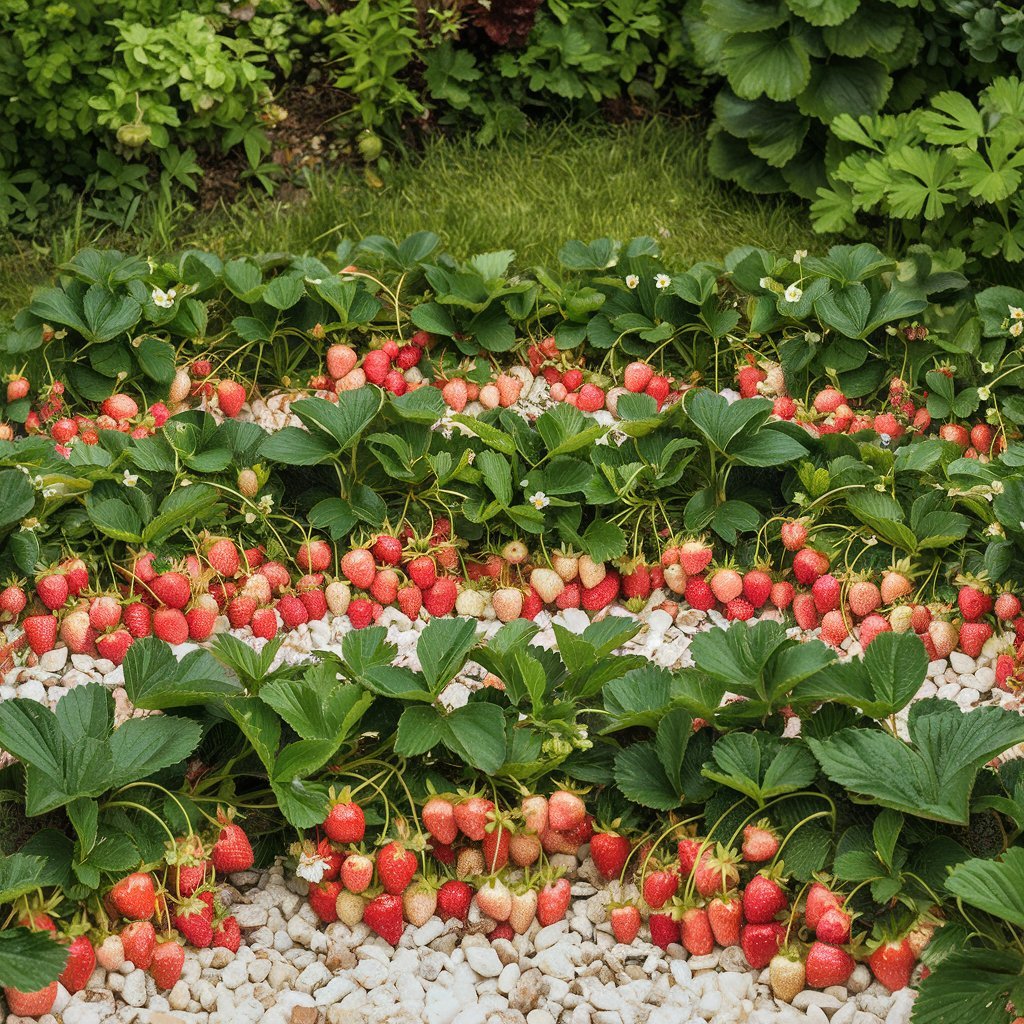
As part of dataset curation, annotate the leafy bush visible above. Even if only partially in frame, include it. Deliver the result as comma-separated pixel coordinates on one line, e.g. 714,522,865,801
813,76,1024,264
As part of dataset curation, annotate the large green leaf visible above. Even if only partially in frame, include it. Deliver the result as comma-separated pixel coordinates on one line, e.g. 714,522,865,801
417,617,479,694
945,847,1024,927
808,700,1024,823
0,469,35,530
0,853,49,903
442,702,507,774
702,733,817,804
123,638,240,709
290,391,381,452
0,929,68,991
913,949,1024,1024
107,716,202,789
723,31,812,103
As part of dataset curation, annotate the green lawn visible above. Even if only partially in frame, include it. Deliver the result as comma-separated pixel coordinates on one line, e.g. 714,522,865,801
0,118,817,321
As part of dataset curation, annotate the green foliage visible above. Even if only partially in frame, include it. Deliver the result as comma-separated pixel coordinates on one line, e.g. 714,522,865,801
815,76,1024,264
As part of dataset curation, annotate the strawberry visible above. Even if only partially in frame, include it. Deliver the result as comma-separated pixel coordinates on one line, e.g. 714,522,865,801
327,344,358,380
340,549,375,589
792,593,819,631
275,593,307,629
847,580,881,617
645,375,671,407
608,904,641,945
582,571,620,610
590,831,630,880
151,570,190,609
441,378,468,411
707,893,743,947
648,912,680,949
804,882,842,930
153,606,190,644
36,570,68,610
819,610,849,648
971,422,994,454
3,983,57,1016
623,362,654,393
773,396,797,419
403,880,438,926
780,520,807,551
0,581,26,618
185,604,217,641
868,936,915,991
341,853,373,893
96,935,125,971
678,539,713,576
423,577,458,616
725,596,754,621
643,868,679,910
362,892,403,944
742,570,773,608
377,841,417,894
362,350,392,386
212,915,241,952
958,584,992,622
476,877,512,921
813,388,844,414
299,588,328,620
685,576,716,611
769,950,806,1002
996,592,1022,621
436,879,474,922
694,846,740,897
577,383,605,412
123,602,152,638
397,584,423,618
743,873,787,924
336,890,366,926
770,580,794,609
347,599,374,629
710,567,743,603
548,790,586,831
958,621,992,657
741,921,786,969
492,587,524,621
121,921,156,969
212,822,254,874
454,796,495,841
150,939,185,989
373,533,404,566
741,822,779,863
422,796,458,844
537,877,572,926
309,880,342,924
174,892,214,947
793,548,829,586
677,837,703,876
509,831,542,867
325,800,365,844
816,906,851,944
531,566,565,604
880,569,912,604
812,573,841,613
738,364,767,398
680,905,714,955
506,888,537,934
6,375,29,401
805,940,854,987
250,606,279,639
928,619,959,659
59,935,96,993
110,872,156,920
859,613,891,648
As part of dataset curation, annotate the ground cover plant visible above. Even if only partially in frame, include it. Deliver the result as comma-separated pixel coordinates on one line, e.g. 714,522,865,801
0,229,1023,1021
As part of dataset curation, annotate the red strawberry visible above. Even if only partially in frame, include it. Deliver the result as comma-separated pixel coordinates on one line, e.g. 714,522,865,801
150,940,185,989
812,574,841,613
622,564,652,599
377,841,417,895
110,872,156,920
325,801,365,844
805,941,854,987
36,571,68,610
6,376,29,402
741,922,786,968
958,584,992,622
101,393,139,421
847,580,881,617
780,520,807,551
738,364,767,398
868,936,915,991
804,882,842,930
743,570,773,608
859,613,891,648
121,921,156,969
206,538,240,577
743,873,787,924
590,832,630,880
23,613,58,654
373,534,404,566
299,588,328,620
813,388,844,414
725,597,755,621
363,350,392,386
123,602,152,638
174,892,214,947
793,548,829,586
623,362,654,393
0,582,27,618
819,610,849,648
548,790,586,832
582,571,620,610
59,935,96,993
958,621,992,657
645,375,671,407
422,577,457,616
679,539,713,576
212,915,241,952
422,796,458,844
437,880,473,922
153,606,189,644
643,869,679,910
577,383,605,412
773,396,797,419
309,880,342,924
610,904,641,944
741,822,778,863
454,796,495,840
364,893,404,944
648,912,680,949
397,584,423,618
152,571,190,609
251,606,278,639
792,594,819,631
341,854,373,893
708,893,743,947
770,581,794,609
340,549,376,589
537,877,572,926
3,983,58,1016
685,576,716,611
212,822,254,874
996,593,1021,621
680,905,714,956
816,907,851,944
482,818,512,872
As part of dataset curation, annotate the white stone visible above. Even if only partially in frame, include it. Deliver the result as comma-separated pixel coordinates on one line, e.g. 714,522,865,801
949,651,976,674
534,922,569,951
498,962,521,994
535,947,575,981
121,969,147,1007
465,945,503,978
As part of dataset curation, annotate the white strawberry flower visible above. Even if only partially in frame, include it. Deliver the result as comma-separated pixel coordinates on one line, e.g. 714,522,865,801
625,274,639,289
793,249,807,264
654,274,671,289
151,287,176,309
528,491,550,510
784,284,803,303
1011,320,1023,338
296,851,329,883
122,470,138,487
1010,305,1024,320
978,386,991,400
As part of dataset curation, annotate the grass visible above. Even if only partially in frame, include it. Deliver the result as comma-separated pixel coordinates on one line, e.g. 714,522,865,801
0,118,817,320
